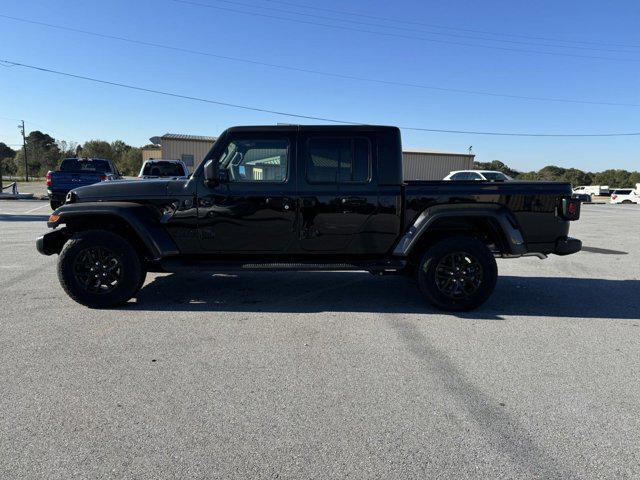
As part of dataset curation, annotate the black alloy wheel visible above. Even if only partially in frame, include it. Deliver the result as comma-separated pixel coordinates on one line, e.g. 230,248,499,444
434,252,484,300
72,246,123,294
417,236,497,311
57,229,144,308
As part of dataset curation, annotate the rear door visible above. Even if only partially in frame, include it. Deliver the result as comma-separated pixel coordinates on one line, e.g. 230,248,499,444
297,132,380,253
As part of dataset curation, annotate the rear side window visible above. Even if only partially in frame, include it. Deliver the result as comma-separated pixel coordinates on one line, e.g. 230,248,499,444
482,172,510,181
307,137,371,184
614,189,632,194
60,159,111,173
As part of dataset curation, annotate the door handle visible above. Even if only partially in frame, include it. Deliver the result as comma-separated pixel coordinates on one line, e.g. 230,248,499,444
266,197,293,211
339,196,367,206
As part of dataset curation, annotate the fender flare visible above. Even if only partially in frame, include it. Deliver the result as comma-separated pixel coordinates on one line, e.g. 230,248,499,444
45,202,179,259
392,204,526,257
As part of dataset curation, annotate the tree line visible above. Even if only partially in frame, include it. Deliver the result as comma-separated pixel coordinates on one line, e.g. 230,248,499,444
0,131,157,178
474,160,640,188
1,131,638,187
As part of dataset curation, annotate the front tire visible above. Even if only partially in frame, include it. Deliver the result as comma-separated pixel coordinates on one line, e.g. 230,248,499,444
417,236,497,311
57,230,144,308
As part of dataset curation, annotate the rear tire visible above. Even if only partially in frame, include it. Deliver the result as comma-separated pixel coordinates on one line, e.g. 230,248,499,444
622,200,633,204
417,236,497,311
57,229,144,308
50,200,62,210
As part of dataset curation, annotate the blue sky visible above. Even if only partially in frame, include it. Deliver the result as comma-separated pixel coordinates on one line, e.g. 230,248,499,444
0,0,638,171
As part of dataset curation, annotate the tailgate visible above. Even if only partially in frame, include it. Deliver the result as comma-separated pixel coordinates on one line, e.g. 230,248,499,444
50,171,104,190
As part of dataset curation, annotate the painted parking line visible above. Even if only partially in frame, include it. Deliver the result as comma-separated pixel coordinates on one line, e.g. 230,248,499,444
24,203,49,214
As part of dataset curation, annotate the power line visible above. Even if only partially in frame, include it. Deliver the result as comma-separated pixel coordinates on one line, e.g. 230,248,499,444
2,59,639,137
182,0,637,54
259,0,640,50
1,14,638,108
170,0,640,62
0,115,77,142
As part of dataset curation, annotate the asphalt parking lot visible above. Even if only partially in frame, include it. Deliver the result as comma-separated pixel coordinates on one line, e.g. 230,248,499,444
1,200,639,479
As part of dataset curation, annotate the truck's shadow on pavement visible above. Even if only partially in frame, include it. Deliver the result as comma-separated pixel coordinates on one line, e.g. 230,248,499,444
0,214,49,222
129,272,640,320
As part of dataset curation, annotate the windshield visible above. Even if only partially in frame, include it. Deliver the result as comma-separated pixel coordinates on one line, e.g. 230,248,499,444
141,161,186,177
482,172,512,181
60,158,111,173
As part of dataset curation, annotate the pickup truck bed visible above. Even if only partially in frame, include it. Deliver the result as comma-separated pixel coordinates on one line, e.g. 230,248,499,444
403,180,575,253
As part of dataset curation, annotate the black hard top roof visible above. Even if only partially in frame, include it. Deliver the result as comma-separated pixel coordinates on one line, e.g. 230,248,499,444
225,124,399,134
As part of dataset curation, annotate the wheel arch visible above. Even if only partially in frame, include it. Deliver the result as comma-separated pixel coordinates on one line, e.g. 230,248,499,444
44,202,179,260
394,204,527,260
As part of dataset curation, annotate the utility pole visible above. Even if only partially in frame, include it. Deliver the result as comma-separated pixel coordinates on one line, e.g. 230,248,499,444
18,120,28,182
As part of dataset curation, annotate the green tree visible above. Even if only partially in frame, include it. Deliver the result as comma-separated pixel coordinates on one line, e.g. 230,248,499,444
57,140,78,159
11,131,61,178
80,140,115,161
474,160,520,178
535,165,566,181
592,169,636,188
561,168,592,187
0,142,17,186
119,147,143,176
515,171,541,180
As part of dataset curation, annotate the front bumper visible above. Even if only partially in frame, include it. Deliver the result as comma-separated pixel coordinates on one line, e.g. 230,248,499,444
36,229,69,256
554,237,582,256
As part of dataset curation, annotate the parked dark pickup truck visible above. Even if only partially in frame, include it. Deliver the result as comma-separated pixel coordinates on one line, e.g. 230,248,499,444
46,157,122,209
37,125,581,310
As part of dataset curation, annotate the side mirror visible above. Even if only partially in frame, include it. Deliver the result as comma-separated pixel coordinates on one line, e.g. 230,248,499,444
204,159,219,187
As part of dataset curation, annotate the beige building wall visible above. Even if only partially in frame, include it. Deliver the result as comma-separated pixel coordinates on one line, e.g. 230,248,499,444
161,139,216,169
402,151,475,181
142,148,162,162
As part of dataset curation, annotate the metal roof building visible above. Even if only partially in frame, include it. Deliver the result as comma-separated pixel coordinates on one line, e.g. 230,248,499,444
150,133,474,180
149,134,218,171
402,150,475,181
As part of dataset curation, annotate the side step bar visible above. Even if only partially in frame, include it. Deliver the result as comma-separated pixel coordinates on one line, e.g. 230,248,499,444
160,259,407,275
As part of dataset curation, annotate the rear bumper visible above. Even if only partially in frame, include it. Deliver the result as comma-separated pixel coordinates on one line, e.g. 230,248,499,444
554,237,582,256
48,190,69,202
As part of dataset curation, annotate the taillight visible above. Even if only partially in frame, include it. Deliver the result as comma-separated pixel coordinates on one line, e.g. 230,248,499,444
45,171,52,187
560,197,581,220
100,175,107,181
612,194,617,200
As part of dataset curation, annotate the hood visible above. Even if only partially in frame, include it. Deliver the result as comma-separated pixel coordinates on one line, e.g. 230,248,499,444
71,179,175,202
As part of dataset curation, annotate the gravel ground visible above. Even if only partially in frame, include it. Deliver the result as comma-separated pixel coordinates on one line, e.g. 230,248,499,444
1,201,638,479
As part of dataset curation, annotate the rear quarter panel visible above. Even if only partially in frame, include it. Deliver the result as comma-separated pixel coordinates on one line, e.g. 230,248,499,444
404,181,573,249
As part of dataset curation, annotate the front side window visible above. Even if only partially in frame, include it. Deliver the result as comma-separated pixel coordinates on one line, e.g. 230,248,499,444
451,172,471,180
219,138,288,182
307,137,371,184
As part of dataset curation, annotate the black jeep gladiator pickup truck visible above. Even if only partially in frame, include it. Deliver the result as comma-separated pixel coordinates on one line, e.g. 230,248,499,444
36,125,581,311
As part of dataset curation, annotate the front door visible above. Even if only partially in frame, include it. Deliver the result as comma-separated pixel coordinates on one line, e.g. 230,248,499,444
197,131,298,253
